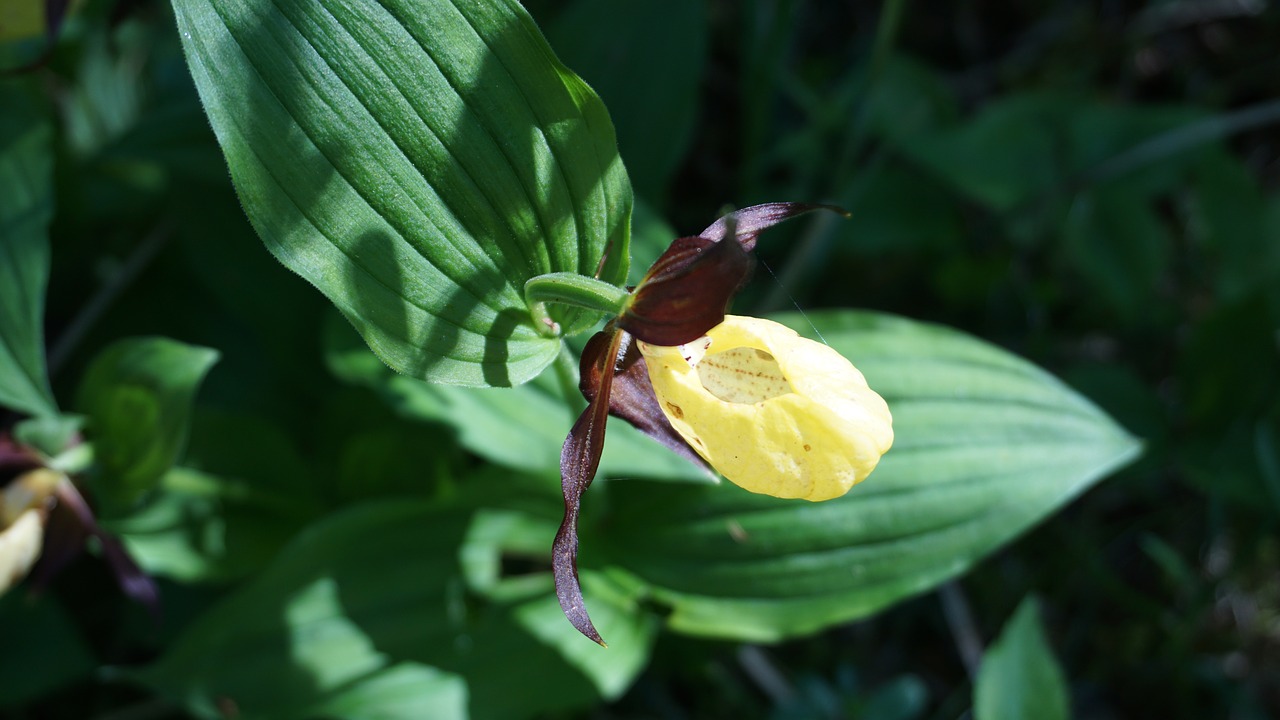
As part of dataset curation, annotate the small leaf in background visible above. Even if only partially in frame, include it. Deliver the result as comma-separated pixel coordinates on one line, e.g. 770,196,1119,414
12,414,83,458
109,466,306,584
1060,182,1172,325
904,94,1069,215
592,311,1141,640
76,337,219,511
0,85,58,419
974,597,1070,720
172,0,632,387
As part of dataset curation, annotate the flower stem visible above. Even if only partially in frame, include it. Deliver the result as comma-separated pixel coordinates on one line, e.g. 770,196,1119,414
553,341,583,411
525,272,630,318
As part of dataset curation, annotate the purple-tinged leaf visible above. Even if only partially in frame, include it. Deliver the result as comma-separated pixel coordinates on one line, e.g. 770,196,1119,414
553,329,625,646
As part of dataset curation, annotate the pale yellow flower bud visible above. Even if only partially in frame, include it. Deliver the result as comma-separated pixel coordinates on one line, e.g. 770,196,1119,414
639,316,893,501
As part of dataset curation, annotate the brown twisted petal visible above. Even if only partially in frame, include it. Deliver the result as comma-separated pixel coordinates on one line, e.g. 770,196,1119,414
552,328,625,646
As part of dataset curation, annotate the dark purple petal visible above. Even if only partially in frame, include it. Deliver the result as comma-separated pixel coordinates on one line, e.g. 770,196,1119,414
0,434,41,477
619,232,755,347
699,202,849,251
553,328,625,646
52,482,160,621
26,500,86,593
581,331,709,472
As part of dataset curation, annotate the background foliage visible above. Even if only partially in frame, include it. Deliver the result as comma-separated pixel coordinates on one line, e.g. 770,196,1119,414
1,0,1278,718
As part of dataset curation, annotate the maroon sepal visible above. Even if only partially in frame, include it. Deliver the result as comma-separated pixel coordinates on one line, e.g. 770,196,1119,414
552,328,626,646
699,202,849,251
581,330,709,471
619,203,847,348
619,231,754,347
0,433,42,478
40,482,161,622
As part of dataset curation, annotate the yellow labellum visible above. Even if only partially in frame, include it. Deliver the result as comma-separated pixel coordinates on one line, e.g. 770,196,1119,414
639,316,893,501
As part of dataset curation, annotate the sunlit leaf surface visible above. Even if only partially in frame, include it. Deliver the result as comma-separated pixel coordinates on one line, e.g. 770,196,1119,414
172,0,631,387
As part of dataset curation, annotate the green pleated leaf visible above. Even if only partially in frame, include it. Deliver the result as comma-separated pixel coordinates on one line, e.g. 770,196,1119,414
138,501,653,719
76,338,219,510
172,0,631,388
0,86,57,419
594,311,1141,640
325,314,711,484
974,597,1070,720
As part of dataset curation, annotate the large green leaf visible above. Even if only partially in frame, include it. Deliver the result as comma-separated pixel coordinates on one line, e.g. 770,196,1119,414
138,500,655,719
172,0,632,387
592,311,1141,640
0,86,57,419
76,337,220,510
974,597,1070,720
325,314,712,484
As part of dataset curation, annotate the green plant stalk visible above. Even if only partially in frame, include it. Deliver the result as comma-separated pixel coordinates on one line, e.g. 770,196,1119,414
525,273,631,332
554,341,584,413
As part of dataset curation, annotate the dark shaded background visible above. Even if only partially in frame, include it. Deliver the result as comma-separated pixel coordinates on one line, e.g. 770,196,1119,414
2,0,1278,718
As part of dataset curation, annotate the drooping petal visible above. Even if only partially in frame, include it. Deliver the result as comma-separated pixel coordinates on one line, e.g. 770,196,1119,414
639,316,893,501
553,328,626,646
580,330,710,472
52,481,160,619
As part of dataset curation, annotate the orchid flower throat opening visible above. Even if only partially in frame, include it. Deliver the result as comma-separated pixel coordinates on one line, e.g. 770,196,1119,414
693,344,793,405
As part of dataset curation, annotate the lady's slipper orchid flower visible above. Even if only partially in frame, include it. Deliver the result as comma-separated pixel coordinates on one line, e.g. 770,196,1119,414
638,315,892,501
0,433,158,612
544,203,892,645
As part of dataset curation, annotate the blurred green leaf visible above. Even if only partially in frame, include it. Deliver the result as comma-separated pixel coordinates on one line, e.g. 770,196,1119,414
1189,150,1278,302
1061,183,1171,323
111,466,307,583
76,337,219,510
325,314,712,484
333,424,457,502
839,165,963,255
0,86,57,419
305,662,468,720
0,595,96,708
974,597,1069,720
593,311,1141,640
864,54,958,150
139,500,653,718
548,0,706,206
904,94,1069,214
860,674,928,720
172,0,632,388
13,414,84,458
